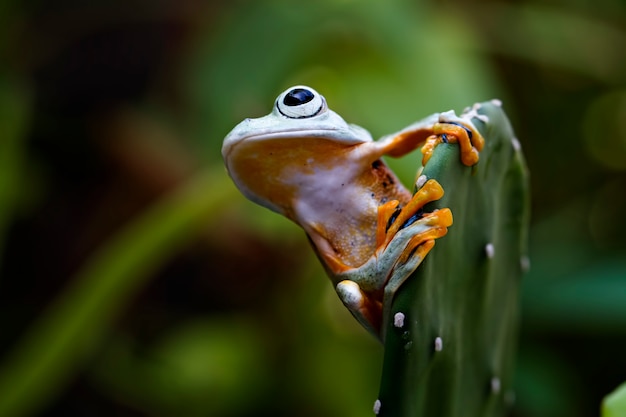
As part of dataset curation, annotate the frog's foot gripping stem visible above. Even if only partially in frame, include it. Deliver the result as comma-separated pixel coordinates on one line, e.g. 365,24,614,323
378,110,485,167
336,179,453,338
421,112,485,167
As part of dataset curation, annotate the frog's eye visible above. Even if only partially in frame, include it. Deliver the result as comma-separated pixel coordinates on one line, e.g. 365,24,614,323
276,86,325,119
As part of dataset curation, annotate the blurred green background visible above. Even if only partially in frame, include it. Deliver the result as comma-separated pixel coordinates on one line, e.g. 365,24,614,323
1,0,625,416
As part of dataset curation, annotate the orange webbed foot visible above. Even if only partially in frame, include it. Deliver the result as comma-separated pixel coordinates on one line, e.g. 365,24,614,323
422,115,485,167
377,179,451,249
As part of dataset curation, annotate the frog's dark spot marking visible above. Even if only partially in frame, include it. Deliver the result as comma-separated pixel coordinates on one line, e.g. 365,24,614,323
400,209,424,230
382,182,388,188
380,197,388,204
386,207,402,232
284,88,314,106
446,121,473,139
341,183,345,187
371,193,375,198
386,208,425,233
386,174,395,185
372,160,382,169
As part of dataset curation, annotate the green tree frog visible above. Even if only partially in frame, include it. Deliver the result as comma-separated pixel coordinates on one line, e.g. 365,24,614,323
222,86,484,340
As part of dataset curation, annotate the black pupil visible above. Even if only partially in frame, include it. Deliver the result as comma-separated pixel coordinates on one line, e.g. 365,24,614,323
283,88,314,106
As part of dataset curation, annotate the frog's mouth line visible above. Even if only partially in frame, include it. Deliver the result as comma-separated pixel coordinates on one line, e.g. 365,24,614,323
238,129,367,144
223,130,368,162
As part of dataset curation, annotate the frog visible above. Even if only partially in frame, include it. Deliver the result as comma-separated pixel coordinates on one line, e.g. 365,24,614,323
222,85,485,340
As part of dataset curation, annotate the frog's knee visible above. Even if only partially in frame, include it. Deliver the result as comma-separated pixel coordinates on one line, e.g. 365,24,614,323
336,280,364,310
336,280,382,337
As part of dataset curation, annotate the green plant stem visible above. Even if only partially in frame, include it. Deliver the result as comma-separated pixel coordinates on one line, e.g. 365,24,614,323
602,381,626,417
377,103,529,417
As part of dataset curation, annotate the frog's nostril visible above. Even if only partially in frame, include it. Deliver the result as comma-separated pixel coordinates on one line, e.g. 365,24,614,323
284,88,315,106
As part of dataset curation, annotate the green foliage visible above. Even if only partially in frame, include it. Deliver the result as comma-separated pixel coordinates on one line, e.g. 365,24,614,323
602,382,626,417
0,171,237,417
378,103,529,416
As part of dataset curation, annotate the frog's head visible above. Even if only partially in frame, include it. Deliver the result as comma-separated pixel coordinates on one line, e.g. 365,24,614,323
222,86,373,217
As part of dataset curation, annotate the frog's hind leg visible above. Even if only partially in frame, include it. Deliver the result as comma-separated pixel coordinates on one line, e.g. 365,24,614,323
379,206,452,339
383,206,452,286
336,179,453,340
382,179,449,246
336,199,450,338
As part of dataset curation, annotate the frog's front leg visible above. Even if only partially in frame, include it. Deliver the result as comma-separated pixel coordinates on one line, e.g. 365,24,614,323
335,179,452,338
379,111,485,166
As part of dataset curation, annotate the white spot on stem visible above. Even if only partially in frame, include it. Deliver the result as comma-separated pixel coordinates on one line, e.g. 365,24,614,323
393,312,405,328
491,377,501,394
485,243,495,259
416,175,427,189
373,399,381,415
491,98,503,107
520,256,531,272
435,337,443,352
512,137,521,152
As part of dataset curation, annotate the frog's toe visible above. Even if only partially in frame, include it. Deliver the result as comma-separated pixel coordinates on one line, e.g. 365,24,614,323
385,239,435,297
378,208,451,287
396,213,451,265
421,113,485,167
376,200,401,247
384,179,445,243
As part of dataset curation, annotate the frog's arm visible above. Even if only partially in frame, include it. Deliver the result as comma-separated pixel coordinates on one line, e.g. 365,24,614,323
375,111,485,166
